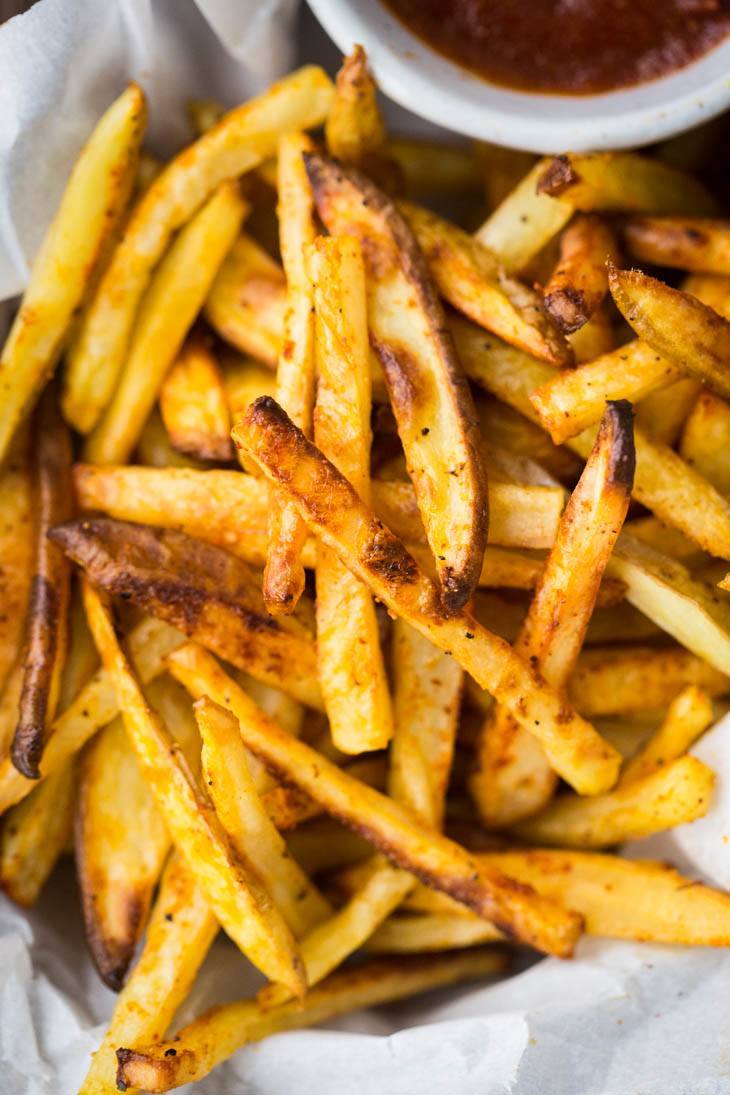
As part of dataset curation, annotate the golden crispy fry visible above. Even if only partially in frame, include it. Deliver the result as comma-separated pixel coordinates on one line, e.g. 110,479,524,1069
205,234,286,366
82,582,305,995
401,200,572,365
390,621,463,829
0,84,144,454
84,181,247,465
75,677,199,989
0,661,24,759
367,912,502,952
58,583,99,712
471,402,634,828
325,45,395,187
0,617,183,816
609,265,730,400
286,818,372,875
11,392,72,779
475,397,581,483
262,132,316,614
620,684,713,785
306,154,487,613
116,948,509,1093
513,755,714,847
450,316,730,559
569,645,728,716
0,437,33,693
0,760,74,906
159,332,233,462
262,755,388,831
236,397,619,800
622,216,730,274
543,214,618,333
680,390,730,494
625,516,699,561
311,235,393,752
608,533,730,675
78,854,217,1095
65,67,332,434
178,638,583,957
50,517,322,709
682,273,730,318
195,696,330,936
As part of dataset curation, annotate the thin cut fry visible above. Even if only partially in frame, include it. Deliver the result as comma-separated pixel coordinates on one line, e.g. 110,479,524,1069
65,67,332,434
235,397,620,799
620,684,713,785
0,83,144,454
306,153,487,613
82,581,305,996
263,132,316,614
78,854,217,1095
0,437,33,693
84,181,247,465
680,391,730,494
159,332,233,462
513,755,714,848
543,214,617,333
367,912,502,952
195,696,331,937
622,216,730,274
0,760,74,906
471,402,634,828
325,45,394,187
50,517,323,709
115,949,509,1092
205,234,286,366
11,391,72,779
311,234,394,752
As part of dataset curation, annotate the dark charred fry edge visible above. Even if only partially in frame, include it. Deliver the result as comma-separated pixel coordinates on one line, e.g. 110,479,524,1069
543,285,589,334
304,152,488,614
536,154,580,197
11,389,72,779
601,400,636,489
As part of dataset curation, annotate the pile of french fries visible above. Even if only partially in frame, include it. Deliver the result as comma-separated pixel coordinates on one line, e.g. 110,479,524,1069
4,44,730,1092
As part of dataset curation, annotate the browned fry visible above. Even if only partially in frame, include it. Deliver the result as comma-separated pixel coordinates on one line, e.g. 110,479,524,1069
262,755,387,830
11,391,72,779
234,397,619,798
204,234,286,366
116,949,509,1092
0,760,74,906
609,265,730,400
620,684,713,785
680,390,730,494
159,332,233,462
325,45,397,188
0,435,33,694
543,214,618,333
49,517,322,709
622,216,730,274
471,402,634,828
400,200,572,366
305,153,487,613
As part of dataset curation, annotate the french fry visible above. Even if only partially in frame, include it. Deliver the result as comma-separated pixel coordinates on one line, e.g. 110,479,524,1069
262,754,388,831
622,216,730,274
159,333,233,462
78,854,217,1095
471,402,634,828
474,141,536,211
607,533,730,675
235,397,620,799
475,397,582,483
513,755,714,847
620,684,713,785
625,516,699,561
306,153,488,613
75,676,199,989
311,235,394,752
84,181,247,465
543,214,618,333
195,696,331,937
0,662,24,759
50,518,323,709
450,316,730,560
567,301,615,362
262,132,317,614
0,84,144,455
389,620,463,829
136,407,204,470
11,392,72,779
325,45,395,187
286,818,372,875
223,354,276,419
0,436,32,693
82,581,306,996
367,912,502,952
680,391,730,494
569,645,729,716
394,138,482,198
609,265,730,400
204,234,286,366
64,67,332,434
0,760,74,906
401,200,572,365
115,949,509,1093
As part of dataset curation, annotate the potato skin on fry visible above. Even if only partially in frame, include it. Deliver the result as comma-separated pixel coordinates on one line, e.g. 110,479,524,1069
305,152,487,613
543,214,618,334
11,391,72,780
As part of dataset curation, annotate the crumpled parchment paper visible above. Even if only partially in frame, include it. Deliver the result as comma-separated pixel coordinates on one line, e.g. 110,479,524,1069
2,2,730,1091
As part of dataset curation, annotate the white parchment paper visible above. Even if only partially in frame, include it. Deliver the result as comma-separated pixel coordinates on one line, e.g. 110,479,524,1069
3,1,730,1091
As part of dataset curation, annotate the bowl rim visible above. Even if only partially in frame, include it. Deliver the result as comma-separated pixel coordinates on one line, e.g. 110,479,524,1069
307,0,730,152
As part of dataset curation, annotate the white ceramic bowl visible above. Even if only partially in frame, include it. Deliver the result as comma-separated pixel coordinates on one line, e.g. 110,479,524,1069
307,0,730,152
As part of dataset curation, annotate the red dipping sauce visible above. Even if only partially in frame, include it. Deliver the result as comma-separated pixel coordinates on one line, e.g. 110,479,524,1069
383,0,730,95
